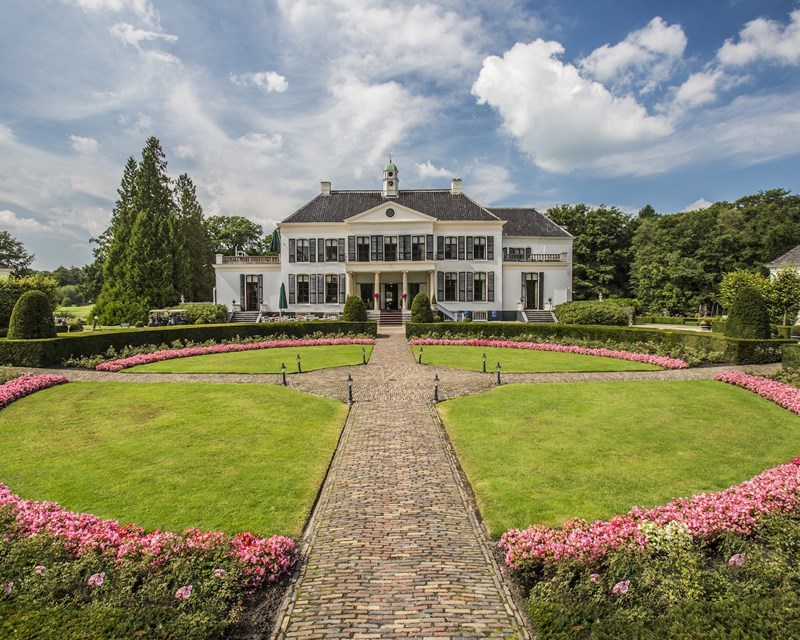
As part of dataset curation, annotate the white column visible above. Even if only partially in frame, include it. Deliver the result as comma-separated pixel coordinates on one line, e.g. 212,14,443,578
374,271,380,310
402,271,409,310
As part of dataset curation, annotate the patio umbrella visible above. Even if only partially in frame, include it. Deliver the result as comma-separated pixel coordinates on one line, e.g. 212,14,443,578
267,228,280,254
279,282,288,317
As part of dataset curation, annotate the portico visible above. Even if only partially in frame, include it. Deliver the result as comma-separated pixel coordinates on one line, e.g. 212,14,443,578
347,266,436,311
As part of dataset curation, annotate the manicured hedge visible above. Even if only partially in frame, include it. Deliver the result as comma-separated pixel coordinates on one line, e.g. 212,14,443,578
554,301,628,326
0,321,377,367
405,322,789,365
783,343,800,371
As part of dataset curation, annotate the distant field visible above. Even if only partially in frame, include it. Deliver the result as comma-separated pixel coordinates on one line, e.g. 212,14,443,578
54,304,94,318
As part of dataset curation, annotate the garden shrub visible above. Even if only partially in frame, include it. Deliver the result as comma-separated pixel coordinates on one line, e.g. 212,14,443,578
725,286,771,339
179,303,228,325
782,344,800,372
7,291,57,340
342,295,368,322
433,315,441,323
0,275,58,328
410,293,434,323
554,301,628,326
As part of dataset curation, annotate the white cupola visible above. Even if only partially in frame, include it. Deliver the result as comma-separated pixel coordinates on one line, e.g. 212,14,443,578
382,156,399,198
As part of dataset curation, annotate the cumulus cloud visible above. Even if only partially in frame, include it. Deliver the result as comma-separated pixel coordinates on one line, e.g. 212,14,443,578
464,161,516,203
718,9,800,67
580,17,687,93
416,161,452,178
684,198,713,211
229,71,288,93
69,135,100,154
0,209,49,233
673,69,724,108
472,39,672,173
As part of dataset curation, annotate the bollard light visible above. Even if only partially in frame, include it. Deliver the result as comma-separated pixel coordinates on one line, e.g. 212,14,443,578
296,354,302,373
362,346,367,365
482,352,487,373
419,346,423,365
434,374,439,403
347,374,353,404
496,362,501,385
281,362,287,386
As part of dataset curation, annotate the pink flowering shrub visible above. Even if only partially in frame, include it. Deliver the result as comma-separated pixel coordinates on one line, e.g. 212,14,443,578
714,371,800,416
0,374,69,409
0,484,297,589
96,337,375,372
408,338,689,369
501,456,800,572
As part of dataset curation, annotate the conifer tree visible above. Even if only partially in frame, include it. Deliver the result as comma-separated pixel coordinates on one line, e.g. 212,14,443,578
174,174,213,301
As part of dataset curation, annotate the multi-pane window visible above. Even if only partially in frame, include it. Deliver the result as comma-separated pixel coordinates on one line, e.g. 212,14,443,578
474,272,486,301
296,275,310,303
473,237,486,260
325,239,338,262
384,236,398,261
412,235,425,261
444,273,458,301
325,274,338,303
295,239,310,262
357,236,370,262
444,237,458,260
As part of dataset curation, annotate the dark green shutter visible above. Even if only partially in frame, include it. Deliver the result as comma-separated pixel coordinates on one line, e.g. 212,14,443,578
487,236,494,260
466,236,474,260
488,272,495,302
457,236,465,260
539,272,545,310
288,274,295,304
288,239,296,263
348,236,356,261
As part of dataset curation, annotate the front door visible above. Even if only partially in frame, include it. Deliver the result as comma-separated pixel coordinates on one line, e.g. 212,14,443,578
245,275,261,311
384,283,399,310
525,273,537,310
409,283,421,305
360,283,373,308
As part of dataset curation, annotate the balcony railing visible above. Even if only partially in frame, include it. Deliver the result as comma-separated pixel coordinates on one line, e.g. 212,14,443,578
221,255,280,264
503,252,566,263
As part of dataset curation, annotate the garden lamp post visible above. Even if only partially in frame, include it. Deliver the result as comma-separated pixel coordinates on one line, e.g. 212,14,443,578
281,362,287,386
434,374,439,403
296,354,302,373
496,362,502,385
362,346,367,365
482,352,487,373
418,347,423,364
347,374,353,404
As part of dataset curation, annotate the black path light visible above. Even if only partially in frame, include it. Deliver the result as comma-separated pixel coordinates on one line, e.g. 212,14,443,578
362,346,367,365
418,346,423,364
281,362,287,386
482,352,487,373
296,354,302,373
347,374,353,404
496,362,502,385
434,374,440,403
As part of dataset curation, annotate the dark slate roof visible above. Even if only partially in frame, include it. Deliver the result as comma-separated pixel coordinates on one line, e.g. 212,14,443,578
768,244,800,267
282,190,501,223
488,208,572,238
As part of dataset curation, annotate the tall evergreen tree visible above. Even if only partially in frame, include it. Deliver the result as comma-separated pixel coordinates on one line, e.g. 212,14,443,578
174,173,213,301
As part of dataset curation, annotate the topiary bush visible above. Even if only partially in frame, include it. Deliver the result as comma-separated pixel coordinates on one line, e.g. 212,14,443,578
342,295,368,322
554,301,628,326
7,290,57,339
179,303,227,325
0,275,59,328
725,286,771,339
410,292,434,323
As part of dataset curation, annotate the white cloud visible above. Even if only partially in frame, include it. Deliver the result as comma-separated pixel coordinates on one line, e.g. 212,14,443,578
464,162,516,203
69,135,100,154
237,132,284,152
416,161,452,178
229,71,288,93
0,209,49,233
673,69,724,108
684,198,713,211
472,39,672,173
580,17,687,93
718,9,800,67
110,22,177,48
62,0,156,23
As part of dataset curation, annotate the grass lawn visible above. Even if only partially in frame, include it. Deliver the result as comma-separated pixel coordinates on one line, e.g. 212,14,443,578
0,382,347,537
125,344,373,373
413,345,662,372
438,380,800,536
54,304,94,318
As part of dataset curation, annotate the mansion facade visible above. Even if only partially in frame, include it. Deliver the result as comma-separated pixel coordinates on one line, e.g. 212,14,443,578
214,162,573,321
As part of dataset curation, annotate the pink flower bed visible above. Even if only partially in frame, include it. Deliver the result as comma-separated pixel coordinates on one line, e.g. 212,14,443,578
501,456,800,571
0,484,297,589
408,338,689,369
96,338,376,372
714,371,800,416
0,374,69,409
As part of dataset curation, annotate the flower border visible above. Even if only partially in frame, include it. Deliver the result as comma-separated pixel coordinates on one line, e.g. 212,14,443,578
408,338,689,370
0,374,69,409
96,338,376,372
715,371,800,416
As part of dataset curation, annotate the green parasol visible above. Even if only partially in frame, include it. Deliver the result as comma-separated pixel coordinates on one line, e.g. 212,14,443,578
279,282,288,316
267,228,280,254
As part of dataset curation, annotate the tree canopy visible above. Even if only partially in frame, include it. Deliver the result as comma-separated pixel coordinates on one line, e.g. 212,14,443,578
204,215,264,255
0,231,34,275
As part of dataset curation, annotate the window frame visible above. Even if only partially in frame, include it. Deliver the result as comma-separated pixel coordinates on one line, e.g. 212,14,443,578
325,274,338,304
444,272,458,301
356,236,370,262
295,239,310,263
383,235,398,262
296,275,310,304
473,237,486,260
473,272,486,301
325,239,338,262
411,235,425,261
444,236,458,260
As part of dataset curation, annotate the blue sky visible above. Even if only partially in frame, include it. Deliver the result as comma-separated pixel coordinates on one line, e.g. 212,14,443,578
2,0,799,270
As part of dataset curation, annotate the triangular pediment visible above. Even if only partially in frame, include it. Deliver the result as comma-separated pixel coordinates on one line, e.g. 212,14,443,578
345,202,436,224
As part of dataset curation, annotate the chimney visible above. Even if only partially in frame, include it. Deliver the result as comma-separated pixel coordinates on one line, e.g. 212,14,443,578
320,181,331,196
450,178,462,195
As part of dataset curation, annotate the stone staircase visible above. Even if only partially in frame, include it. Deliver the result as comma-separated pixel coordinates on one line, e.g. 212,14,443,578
230,311,260,323
521,310,557,323
379,309,404,326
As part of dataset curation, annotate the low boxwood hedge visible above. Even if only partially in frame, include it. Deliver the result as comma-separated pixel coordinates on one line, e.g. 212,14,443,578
783,343,800,371
0,321,377,367
405,322,789,365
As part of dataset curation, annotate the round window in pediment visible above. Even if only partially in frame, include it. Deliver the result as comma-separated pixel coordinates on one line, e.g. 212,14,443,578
386,208,396,217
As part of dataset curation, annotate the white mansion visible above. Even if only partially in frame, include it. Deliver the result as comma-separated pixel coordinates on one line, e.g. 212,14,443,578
214,161,573,322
